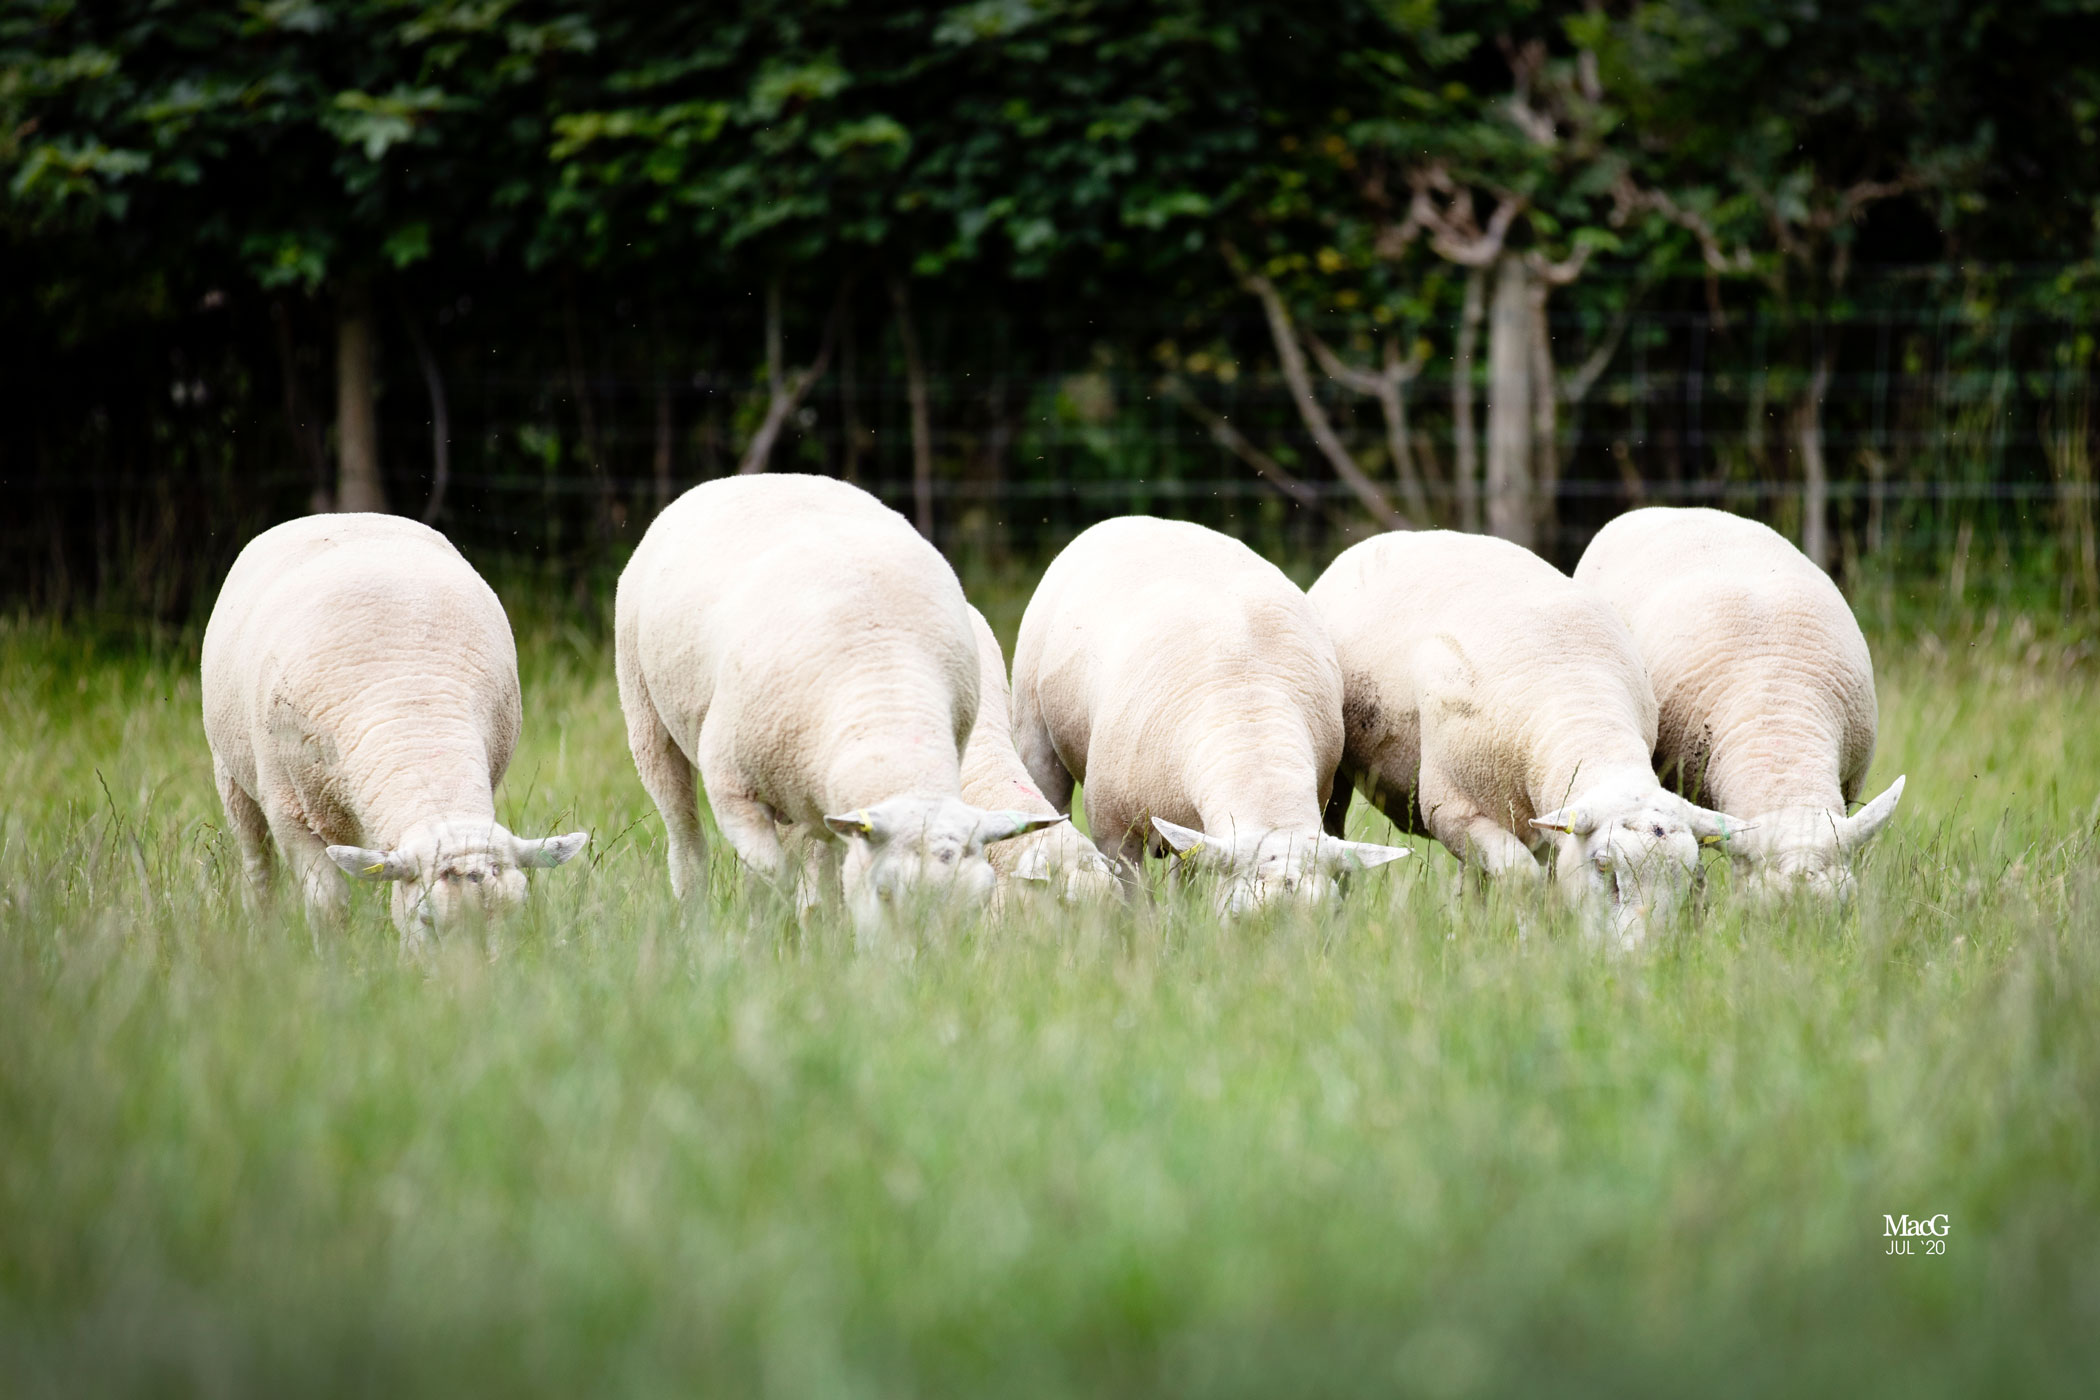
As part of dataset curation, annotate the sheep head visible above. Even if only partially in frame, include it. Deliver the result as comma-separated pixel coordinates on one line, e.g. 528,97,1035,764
1151,818,1409,917
1007,823,1126,903
1532,778,1744,949
824,797,1066,933
328,817,588,939
1723,775,1906,903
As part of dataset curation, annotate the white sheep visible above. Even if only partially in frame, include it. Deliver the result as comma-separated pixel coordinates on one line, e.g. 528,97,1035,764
1010,516,1408,916
1574,506,1903,900
200,514,587,939
614,474,1063,931
960,605,1121,903
1309,530,1740,947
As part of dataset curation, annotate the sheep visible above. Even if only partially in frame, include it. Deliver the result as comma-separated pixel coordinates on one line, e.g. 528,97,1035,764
1574,506,1904,900
200,514,587,940
1009,516,1408,916
613,474,1064,931
959,605,1121,903
1308,530,1741,947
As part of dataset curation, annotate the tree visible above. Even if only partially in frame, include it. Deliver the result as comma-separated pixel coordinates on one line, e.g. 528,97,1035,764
1596,0,2100,566
3,2,582,514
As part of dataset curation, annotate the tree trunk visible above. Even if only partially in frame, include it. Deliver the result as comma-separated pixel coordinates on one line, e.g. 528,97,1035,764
1526,277,1559,553
1795,337,1836,570
1485,256,1534,549
890,274,935,540
335,278,385,513
1453,267,1486,533
968,374,1011,555
651,311,675,510
839,295,862,483
272,298,332,513
404,313,450,525
653,376,674,511
562,275,611,540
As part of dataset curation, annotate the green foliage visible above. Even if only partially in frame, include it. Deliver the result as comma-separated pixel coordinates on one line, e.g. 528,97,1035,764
0,0,577,291
8,1,2099,315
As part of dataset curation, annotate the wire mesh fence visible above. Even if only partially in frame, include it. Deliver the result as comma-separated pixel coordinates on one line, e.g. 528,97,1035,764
7,272,2097,618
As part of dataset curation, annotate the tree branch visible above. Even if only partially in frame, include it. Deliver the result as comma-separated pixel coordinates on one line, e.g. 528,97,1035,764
1558,300,1635,406
738,279,850,475
1404,170,1526,267
1223,248,1413,531
1308,330,1433,524
1610,174,1751,276
1160,376,1332,519
1526,243,1593,288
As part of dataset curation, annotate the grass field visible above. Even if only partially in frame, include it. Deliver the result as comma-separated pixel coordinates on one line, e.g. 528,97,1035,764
2,587,2098,1397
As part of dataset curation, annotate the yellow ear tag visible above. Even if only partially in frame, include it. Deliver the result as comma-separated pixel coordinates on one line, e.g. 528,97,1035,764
364,862,387,876
855,817,874,837
1700,832,1729,847
1175,840,1203,864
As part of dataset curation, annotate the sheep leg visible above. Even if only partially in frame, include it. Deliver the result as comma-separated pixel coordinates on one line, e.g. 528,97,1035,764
706,789,791,896
262,801,349,926
1011,686,1076,815
782,825,839,915
694,728,789,893
629,719,708,901
1420,768,1543,886
1084,796,1149,896
213,756,274,897
1322,768,1355,839
1458,819,1545,882
620,663,709,900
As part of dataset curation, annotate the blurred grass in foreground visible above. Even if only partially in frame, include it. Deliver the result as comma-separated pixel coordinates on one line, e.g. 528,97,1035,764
0,585,2096,1397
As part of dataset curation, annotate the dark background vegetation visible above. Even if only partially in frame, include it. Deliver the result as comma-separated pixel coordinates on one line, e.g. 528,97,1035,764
6,0,2100,619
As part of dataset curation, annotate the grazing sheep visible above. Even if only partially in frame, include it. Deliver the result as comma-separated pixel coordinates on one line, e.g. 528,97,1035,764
1010,516,1408,916
614,474,1062,931
1575,506,1904,900
1309,530,1740,947
200,514,587,939
960,606,1121,903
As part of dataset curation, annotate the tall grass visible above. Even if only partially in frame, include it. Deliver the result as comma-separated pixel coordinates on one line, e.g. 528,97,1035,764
1,597,2096,1397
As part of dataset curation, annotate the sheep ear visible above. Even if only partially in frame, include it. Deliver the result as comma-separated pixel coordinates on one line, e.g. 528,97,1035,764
1322,838,1411,872
515,831,589,868
1530,806,1595,836
1687,805,1750,847
823,810,881,841
327,845,414,881
1150,817,1210,861
1838,775,1905,854
974,810,1067,848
